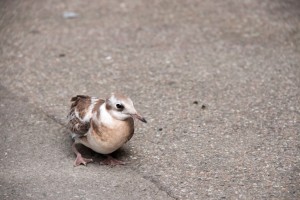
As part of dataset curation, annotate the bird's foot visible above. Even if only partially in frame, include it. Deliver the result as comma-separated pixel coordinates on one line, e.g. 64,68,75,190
100,156,125,166
74,154,93,167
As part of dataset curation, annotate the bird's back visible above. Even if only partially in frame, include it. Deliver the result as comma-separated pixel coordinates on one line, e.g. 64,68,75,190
67,95,104,136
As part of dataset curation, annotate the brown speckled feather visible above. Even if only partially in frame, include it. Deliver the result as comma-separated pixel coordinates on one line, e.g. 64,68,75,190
67,95,104,136
70,95,91,119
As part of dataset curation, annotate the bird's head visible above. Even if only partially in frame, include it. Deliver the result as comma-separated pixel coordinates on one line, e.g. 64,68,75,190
106,93,147,123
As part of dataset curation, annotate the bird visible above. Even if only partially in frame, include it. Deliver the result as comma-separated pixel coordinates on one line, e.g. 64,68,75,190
67,93,147,166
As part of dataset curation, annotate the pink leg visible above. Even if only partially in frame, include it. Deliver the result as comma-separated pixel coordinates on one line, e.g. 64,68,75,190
100,155,125,166
72,143,93,167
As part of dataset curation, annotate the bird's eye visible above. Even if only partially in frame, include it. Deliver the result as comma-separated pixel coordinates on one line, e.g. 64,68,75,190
116,103,124,110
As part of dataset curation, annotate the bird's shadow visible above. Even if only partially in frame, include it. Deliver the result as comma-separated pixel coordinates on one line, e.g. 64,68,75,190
74,143,132,164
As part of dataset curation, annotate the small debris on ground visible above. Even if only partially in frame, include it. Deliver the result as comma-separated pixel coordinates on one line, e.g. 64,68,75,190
63,11,79,19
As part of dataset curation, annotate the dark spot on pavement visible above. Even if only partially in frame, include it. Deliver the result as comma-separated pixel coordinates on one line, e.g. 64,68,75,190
30,30,40,34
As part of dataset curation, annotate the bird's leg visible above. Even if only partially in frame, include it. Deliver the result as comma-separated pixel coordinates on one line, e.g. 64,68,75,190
72,142,93,167
100,155,125,166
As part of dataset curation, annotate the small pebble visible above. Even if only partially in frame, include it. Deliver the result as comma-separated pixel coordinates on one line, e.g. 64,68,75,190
201,105,206,109
193,101,198,105
63,11,79,19
59,53,65,57
158,128,163,131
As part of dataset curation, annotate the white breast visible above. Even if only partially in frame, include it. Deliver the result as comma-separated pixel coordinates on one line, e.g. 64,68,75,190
86,134,117,154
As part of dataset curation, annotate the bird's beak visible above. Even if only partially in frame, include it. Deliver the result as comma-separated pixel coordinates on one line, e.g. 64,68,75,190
132,113,147,123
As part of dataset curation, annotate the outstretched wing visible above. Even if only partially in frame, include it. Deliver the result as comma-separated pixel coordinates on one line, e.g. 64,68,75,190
67,95,104,136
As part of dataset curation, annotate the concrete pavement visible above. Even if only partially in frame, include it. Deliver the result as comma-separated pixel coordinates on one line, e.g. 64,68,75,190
0,0,299,199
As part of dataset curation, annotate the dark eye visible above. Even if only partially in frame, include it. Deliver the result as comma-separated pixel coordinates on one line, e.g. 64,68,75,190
116,103,124,110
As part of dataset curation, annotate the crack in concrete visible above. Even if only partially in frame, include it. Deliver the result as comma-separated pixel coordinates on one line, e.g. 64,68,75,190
140,175,179,200
44,112,66,127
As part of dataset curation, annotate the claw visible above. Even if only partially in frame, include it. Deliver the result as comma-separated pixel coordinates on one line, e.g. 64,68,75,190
74,154,93,167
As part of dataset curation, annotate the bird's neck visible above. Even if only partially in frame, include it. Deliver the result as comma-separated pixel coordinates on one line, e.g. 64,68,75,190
96,103,114,128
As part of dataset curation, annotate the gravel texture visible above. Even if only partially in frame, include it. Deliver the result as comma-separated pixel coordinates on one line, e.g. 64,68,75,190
0,0,299,199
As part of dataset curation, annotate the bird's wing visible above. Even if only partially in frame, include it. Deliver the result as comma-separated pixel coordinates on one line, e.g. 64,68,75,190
67,95,104,136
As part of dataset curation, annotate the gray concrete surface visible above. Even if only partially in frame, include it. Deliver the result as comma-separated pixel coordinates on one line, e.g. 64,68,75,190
0,0,299,199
